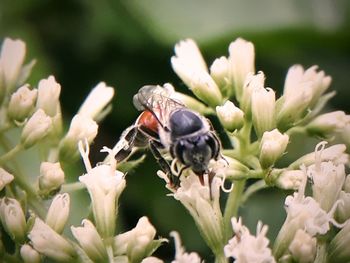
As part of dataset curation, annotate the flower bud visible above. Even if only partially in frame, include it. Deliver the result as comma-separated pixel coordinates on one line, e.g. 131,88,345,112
0,38,26,91
210,56,231,97
45,193,70,234
21,109,52,148
71,219,108,262
39,162,65,197
141,257,164,263
329,220,350,263
0,168,14,191
336,191,350,223
78,82,114,121
0,198,26,243
344,175,350,193
228,38,255,101
306,111,350,138
259,129,289,169
216,101,244,132
8,84,37,122
288,229,316,263
20,244,41,263
36,76,61,117
28,218,76,262
240,71,264,117
251,86,276,137
59,114,98,162
274,169,304,190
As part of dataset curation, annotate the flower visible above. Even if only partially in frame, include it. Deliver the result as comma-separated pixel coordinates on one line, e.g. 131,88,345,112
0,38,26,91
328,220,350,263
71,219,108,262
36,76,61,117
210,56,231,97
251,86,276,137
224,217,275,263
288,229,316,263
45,193,70,234
38,162,65,197
336,191,350,223
8,84,37,122
171,39,222,107
240,71,264,116
20,244,41,263
79,142,126,238
0,197,26,243
113,216,163,262
216,100,244,132
78,82,115,121
0,168,14,191
28,218,76,262
170,231,201,263
306,111,350,138
259,129,289,169
274,169,304,190
21,109,52,148
344,174,350,193
228,38,255,102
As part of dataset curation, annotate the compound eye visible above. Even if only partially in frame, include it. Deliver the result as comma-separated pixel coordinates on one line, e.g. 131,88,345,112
170,110,203,137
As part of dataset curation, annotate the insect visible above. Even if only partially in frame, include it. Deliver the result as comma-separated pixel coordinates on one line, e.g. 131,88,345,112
115,85,221,187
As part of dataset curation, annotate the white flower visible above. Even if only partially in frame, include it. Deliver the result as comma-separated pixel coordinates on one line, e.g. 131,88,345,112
78,82,114,121
210,56,231,97
71,219,108,262
171,39,222,107
0,38,26,90
36,75,61,117
0,168,14,191
113,216,161,262
171,173,225,255
142,257,164,263
79,142,125,238
21,109,52,148
216,100,244,132
251,86,276,137
228,38,255,101
240,71,264,116
274,169,304,190
288,229,316,263
224,217,275,263
39,162,65,196
8,84,37,121
28,218,76,262
20,244,41,263
259,129,289,169
45,193,70,234
0,198,26,243
329,220,350,263
306,111,350,137
170,231,202,263
336,191,350,223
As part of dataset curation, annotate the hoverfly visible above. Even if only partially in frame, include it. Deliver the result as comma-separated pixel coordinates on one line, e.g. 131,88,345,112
115,85,221,187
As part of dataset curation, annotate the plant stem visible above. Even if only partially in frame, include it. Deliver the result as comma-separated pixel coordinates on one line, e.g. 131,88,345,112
241,179,268,204
223,179,245,241
0,144,23,165
61,182,85,193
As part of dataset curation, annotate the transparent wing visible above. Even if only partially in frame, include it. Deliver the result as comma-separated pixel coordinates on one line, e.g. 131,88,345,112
133,85,184,126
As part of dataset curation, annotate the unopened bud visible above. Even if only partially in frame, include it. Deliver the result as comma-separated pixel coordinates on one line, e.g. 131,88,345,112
329,221,350,263
336,191,350,223
39,162,65,197
8,84,37,122
210,56,231,97
20,244,41,263
216,101,244,132
289,229,316,263
36,76,61,117
46,193,70,234
0,168,14,191
274,169,304,190
21,109,52,148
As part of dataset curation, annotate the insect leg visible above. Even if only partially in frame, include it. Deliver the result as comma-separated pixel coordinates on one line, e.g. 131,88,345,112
149,140,180,187
114,125,139,163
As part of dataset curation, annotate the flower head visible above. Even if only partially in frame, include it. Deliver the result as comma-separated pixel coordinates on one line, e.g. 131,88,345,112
8,84,37,122
170,231,202,263
216,100,244,132
38,162,65,197
288,229,316,263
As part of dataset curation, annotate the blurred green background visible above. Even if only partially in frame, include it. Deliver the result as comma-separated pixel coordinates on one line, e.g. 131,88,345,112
1,0,350,261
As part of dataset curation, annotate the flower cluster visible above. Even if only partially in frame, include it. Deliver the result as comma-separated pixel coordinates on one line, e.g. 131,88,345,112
1,34,350,263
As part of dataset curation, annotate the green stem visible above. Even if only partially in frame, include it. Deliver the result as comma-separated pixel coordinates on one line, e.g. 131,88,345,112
60,182,85,193
240,179,268,204
0,144,23,165
223,179,246,241
214,251,227,263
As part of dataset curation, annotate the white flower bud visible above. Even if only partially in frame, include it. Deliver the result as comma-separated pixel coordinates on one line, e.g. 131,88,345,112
216,100,244,132
79,143,125,238
259,129,289,169
170,231,201,263
20,244,41,263
8,84,37,122
251,86,276,137
59,114,98,161
240,71,264,116
78,82,114,121
228,38,255,101
306,111,350,138
0,38,26,91
0,168,14,191
274,169,304,190
36,76,61,117
210,56,231,97
28,218,76,262
142,257,164,263
0,198,26,243
39,162,65,197
45,193,70,234
288,229,316,263
336,191,350,223
71,219,108,262
21,109,52,148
